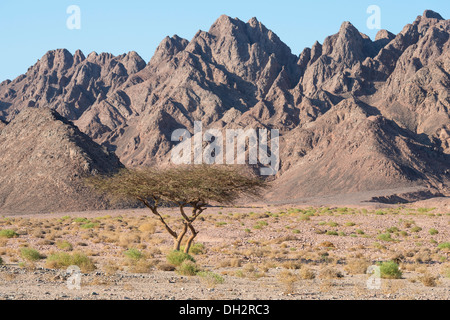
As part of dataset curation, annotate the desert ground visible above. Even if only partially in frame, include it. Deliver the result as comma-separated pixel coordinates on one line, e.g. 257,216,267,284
0,197,449,300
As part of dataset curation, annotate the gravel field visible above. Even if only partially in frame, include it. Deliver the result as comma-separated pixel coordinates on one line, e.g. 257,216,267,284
1,202,449,300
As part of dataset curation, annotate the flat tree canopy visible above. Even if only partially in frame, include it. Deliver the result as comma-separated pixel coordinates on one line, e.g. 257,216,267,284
86,165,267,253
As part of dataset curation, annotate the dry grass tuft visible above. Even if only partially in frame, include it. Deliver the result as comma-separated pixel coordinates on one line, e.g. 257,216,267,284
344,259,371,275
277,270,298,294
319,267,344,279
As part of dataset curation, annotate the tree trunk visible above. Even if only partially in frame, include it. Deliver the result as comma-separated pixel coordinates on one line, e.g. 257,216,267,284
173,222,188,251
184,224,198,254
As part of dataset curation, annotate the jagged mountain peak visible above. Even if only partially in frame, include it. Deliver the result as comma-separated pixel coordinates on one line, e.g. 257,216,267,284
248,16,260,27
38,48,74,72
375,29,395,42
150,35,189,64
422,10,444,21
73,49,86,65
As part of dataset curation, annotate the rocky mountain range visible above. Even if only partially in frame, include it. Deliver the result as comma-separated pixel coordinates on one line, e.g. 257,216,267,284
0,10,449,211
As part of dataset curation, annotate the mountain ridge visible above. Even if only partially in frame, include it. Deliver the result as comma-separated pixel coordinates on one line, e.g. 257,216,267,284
0,9,449,206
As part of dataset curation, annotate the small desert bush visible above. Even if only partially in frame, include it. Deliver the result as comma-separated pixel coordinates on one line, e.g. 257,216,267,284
129,260,155,273
378,261,402,279
157,262,176,272
118,234,141,248
418,274,438,287
124,248,143,261
103,260,119,275
377,233,394,242
299,266,315,280
138,222,156,233
20,248,42,262
441,265,450,278
277,270,298,294
176,260,199,276
0,256,3,265
437,242,450,250
188,243,205,255
253,221,269,230
0,229,18,238
386,227,400,233
429,228,439,235
81,222,99,229
281,260,302,270
345,259,371,275
319,241,335,248
46,252,96,272
319,267,344,279
327,222,338,227
56,240,73,251
198,271,225,287
219,258,242,268
166,250,195,266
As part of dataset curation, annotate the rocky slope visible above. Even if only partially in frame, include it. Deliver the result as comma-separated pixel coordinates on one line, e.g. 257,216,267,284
0,10,449,203
0,108,123,213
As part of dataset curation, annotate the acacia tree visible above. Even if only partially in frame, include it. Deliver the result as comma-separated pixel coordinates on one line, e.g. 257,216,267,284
86,165,266,254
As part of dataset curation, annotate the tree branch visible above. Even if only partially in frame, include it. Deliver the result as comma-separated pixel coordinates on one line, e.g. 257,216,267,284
137,197,178,239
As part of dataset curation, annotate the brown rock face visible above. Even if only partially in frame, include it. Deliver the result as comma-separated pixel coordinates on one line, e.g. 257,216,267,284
0,49,146,121
0,10,449,203
0,108,123,213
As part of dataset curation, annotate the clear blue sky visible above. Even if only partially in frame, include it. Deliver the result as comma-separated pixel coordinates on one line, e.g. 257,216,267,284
0,0,448,81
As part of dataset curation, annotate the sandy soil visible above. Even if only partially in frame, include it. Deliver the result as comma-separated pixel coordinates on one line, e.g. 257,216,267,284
0,201,449,300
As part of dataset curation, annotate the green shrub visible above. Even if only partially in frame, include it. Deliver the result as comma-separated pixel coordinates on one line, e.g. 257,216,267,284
411,226,422,233
298,215,311,221
377,233,394,242
74,218,89,223
189,243,205,255
20,248,42,262
378,261,402,279
56,240,73,251
215,222,227,227
326,231,338,236
198,271,225,286
253,221,269,229
0,256,3,265
417,208,435,213
46,252,96,272
124,248,143,261
166,250,195,266
81,223,99,229
429,229,439,235
386,227,400,233
327,222,338,227
438,242,450,250
176,260,199,276
0,229,18,238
